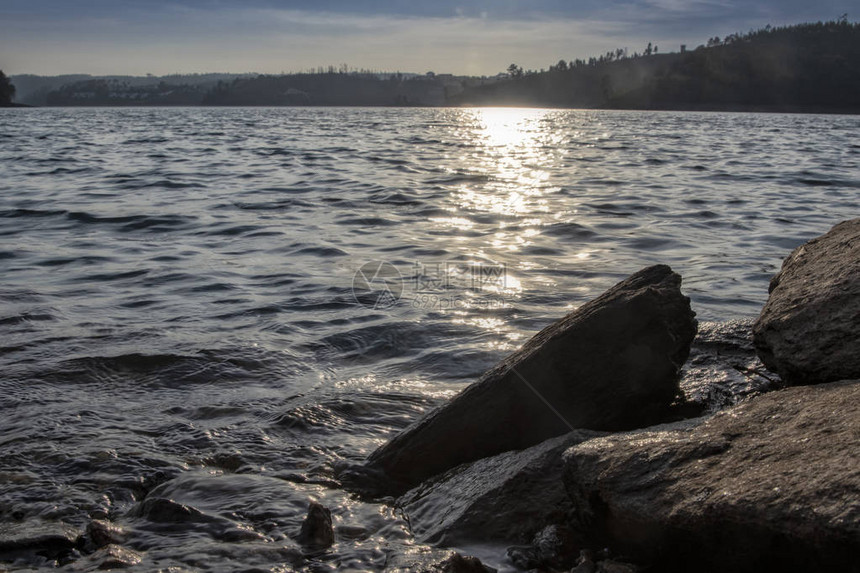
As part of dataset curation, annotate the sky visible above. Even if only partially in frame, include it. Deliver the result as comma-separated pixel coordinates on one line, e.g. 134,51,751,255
0,0,855,76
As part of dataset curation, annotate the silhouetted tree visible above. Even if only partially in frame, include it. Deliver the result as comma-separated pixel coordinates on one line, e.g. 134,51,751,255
506,63,523,78
0,70,15,105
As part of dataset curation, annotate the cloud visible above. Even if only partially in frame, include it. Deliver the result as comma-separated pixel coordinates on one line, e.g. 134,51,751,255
0,6,639,75
641,0,735,14
0,0,856,75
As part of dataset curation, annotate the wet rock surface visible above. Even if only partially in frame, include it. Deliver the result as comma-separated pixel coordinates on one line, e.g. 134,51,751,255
85,544,143,570
563,380,860,572
359,265,697,494
385,548,497,573
680,319,779,413
754,218,860,385
398,430,603,546
0,520,81,565
506,524,582,570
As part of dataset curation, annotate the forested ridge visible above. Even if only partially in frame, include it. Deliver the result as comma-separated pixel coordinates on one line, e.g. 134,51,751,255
455,19,860,112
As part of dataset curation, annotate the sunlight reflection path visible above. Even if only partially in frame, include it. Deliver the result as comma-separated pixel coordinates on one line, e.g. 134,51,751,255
423,108,581,348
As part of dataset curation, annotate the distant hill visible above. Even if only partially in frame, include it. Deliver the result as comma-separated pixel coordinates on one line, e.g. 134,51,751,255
453,20,860,113
45,78,209,106
200,73,458,107
39,71,479,108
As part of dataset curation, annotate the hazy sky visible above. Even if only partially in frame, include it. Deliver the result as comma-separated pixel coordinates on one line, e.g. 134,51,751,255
1,0,854,76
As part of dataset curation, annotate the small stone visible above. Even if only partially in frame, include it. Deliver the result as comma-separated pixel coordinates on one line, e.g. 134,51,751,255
298,501,333,549
531,524,580,569
597,560,639,573
571,550,597,573
505,545,538,570
86,520,128,548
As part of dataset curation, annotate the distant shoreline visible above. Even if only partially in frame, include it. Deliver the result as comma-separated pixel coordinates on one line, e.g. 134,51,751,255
7,103,860,115
14,21,860,113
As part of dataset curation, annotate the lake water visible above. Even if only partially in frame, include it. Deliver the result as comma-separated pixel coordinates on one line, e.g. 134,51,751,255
0,107,858,571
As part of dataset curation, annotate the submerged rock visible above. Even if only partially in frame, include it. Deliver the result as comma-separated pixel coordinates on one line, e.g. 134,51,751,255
298,501,334,550
563,380,860,572
359,265,697,494
0,520,81,562
385,548,497,573
753,218,860,385
435,553,497,573
131,497,212,524
85,544,142,570
398,430,602,546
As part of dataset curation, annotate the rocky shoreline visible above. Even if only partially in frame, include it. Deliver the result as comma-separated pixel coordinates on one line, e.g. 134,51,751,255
342,218,860,572
1,220,856,571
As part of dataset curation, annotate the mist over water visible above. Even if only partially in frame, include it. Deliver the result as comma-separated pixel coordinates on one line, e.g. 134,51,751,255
0,107,858,570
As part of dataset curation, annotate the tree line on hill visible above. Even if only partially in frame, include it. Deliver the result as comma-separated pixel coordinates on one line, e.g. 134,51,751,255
8,19,860,112
0,71,16,106
454,19,860,112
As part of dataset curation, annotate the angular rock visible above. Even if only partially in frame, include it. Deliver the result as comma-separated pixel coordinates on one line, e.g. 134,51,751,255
753,218,860,385
298,501,334,550
398,430,602,546
359,265,697,494
563,380,860,572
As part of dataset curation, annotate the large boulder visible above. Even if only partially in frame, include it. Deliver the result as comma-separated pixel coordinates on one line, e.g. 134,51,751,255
353,265,697,494
563,380,860,572
753,218,860,385
397,430,604,546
